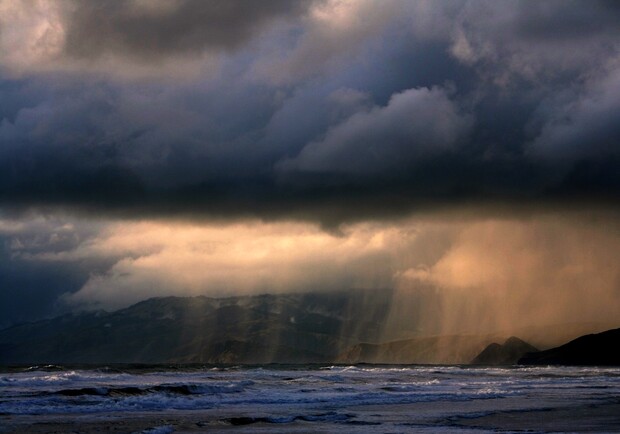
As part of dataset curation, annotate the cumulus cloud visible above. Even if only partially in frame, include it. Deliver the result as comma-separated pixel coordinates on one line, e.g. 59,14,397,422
0,0,317,77
1,1,619,339
63,0,314,59
529,60,620,162
0,0,618,226
252,0,406,84
0,0,66,74
278,86,472,175
57,220,419,310
0,212,108,326
446,0,620,84
5,211,619,340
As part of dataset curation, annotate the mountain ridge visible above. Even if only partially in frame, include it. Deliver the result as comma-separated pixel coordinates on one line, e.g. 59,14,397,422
2,293,619,365
0,291,392,364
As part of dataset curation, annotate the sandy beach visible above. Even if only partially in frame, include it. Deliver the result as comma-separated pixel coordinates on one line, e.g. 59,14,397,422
3,397,620,433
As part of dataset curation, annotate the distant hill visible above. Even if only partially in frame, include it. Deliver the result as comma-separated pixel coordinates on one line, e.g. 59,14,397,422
519,328,620,366
0,291,393,364
471,337,538,365
499,322,620,350
2,292,618,366
336,334,503,365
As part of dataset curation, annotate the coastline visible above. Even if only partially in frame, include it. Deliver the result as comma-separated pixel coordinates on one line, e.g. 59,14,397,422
3,396,620,433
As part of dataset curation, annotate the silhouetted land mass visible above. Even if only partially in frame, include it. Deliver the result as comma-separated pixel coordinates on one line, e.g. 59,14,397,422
519,328,620,366
0,291,392,364
501,322,619,351
2,292,619,365
471,337,538,365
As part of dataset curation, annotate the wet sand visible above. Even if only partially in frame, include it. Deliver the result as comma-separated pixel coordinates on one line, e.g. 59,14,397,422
3,399,620,433
454,402,620,432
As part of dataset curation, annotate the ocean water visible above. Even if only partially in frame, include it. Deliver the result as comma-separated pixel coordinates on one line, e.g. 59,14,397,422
1,364,620,432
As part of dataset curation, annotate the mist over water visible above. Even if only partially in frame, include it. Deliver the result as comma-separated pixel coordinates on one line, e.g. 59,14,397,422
386,214,620,345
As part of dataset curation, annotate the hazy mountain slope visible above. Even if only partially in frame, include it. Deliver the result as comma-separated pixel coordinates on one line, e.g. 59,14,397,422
0,291,392,364
3,292,617,365
336,334,503,365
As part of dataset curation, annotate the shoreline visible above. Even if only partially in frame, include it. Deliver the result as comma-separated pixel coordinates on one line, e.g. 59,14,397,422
3,398,620,433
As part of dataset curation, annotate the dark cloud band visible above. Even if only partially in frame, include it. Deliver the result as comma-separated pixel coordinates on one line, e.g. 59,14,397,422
0,0,618,226
62,0,318,60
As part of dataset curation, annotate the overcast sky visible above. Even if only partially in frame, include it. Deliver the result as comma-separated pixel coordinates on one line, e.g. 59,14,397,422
0,0,619,329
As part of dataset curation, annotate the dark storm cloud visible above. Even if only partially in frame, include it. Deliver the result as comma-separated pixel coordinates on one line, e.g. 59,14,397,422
0,0,618,225
62,0,318,60
0,252,85,327
278,87,473,175
0,215,111,327
513,0,620,40
0,0,619,327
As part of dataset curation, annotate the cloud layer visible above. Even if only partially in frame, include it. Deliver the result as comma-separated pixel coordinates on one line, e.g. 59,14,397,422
1,1,619,327
0,0,318,77
3,212,619,335
0,0,618,225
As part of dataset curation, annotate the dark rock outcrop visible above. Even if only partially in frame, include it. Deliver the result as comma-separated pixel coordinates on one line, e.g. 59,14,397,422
518,328,620,366
471,337,538,365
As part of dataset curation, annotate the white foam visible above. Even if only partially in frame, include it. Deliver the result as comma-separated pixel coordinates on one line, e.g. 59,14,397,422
1,365,619,418
141,426,174,434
